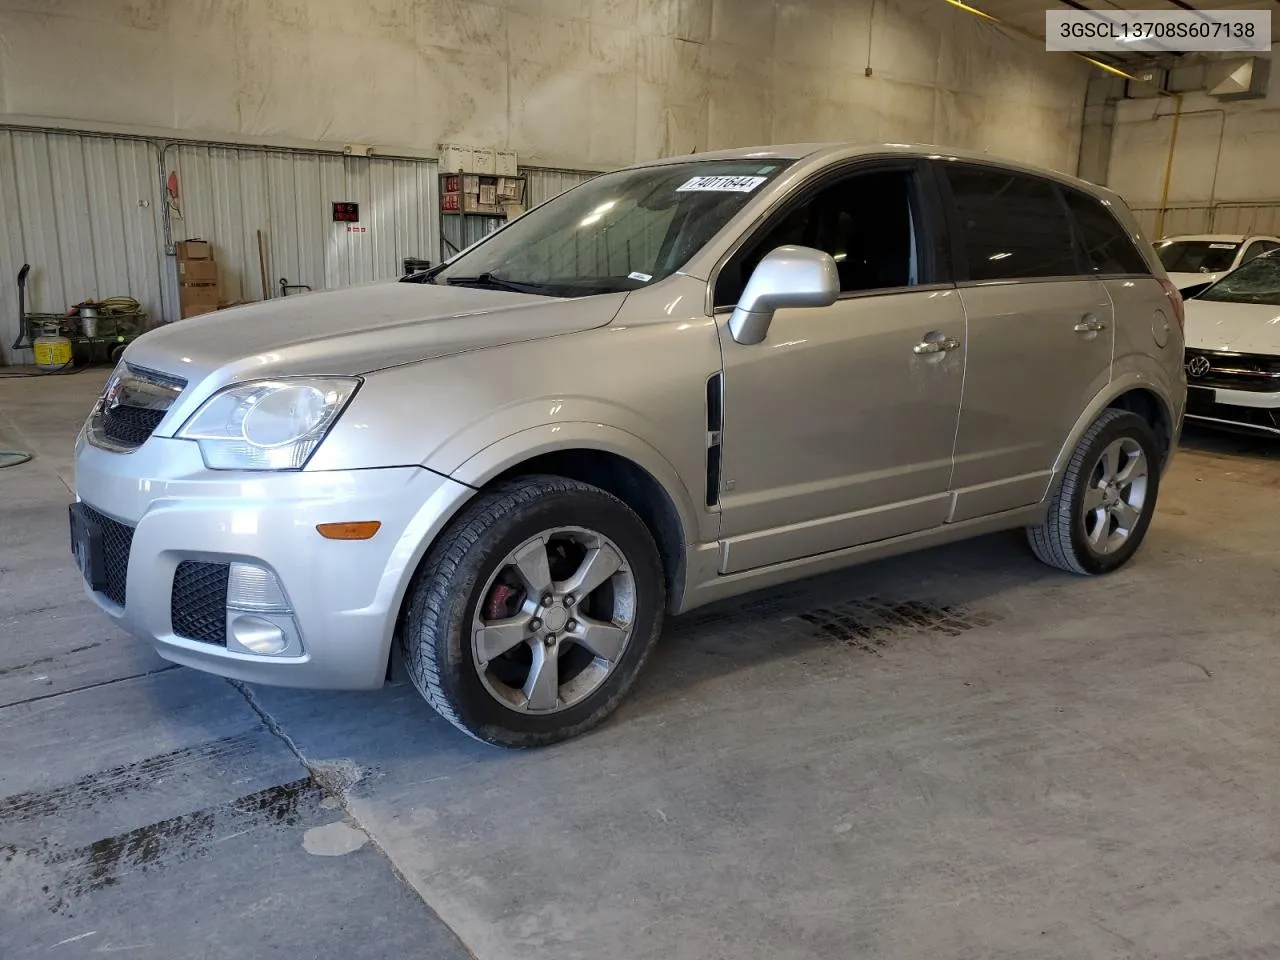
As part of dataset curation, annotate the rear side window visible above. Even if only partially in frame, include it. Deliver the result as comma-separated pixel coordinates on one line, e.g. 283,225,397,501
944,165,1077,281
1063,189,1149,275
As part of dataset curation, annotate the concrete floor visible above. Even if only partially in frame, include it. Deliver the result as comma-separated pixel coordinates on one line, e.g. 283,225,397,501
3,369,1280,959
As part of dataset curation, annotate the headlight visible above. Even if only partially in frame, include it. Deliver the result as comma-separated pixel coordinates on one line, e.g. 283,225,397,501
177,377,359,470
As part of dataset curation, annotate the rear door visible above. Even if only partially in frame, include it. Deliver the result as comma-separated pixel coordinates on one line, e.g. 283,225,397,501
937,163,1114,522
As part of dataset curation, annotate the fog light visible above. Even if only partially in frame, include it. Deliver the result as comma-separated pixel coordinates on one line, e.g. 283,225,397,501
229,614,289,655
227,562,292,613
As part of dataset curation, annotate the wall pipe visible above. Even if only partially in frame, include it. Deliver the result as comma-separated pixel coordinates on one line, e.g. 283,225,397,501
1154,94,1183,238
1148,103,1228,238
939,0,1145,82
937,0,1199,236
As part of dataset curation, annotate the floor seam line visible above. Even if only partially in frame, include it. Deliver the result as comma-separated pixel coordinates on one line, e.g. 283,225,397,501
225,679,479,960
0,664,180,710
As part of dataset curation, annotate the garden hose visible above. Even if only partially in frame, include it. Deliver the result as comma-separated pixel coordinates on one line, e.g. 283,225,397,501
0,450,32,468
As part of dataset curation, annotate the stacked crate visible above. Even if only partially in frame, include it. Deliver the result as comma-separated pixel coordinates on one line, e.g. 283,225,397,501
175,240,220,319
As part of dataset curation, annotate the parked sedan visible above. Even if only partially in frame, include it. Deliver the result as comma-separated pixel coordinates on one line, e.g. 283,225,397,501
1183,251,1280,436
1156,233,1280,293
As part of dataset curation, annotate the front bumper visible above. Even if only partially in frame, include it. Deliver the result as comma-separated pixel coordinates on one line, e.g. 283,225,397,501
73,431,473,689
1185,385,1280,436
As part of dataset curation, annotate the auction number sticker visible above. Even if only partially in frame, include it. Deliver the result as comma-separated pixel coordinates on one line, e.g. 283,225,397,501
677,175,767,193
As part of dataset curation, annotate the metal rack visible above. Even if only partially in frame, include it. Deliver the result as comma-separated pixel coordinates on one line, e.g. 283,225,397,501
438,173,527,258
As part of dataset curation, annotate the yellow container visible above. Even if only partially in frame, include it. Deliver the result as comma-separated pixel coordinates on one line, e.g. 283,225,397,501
33,334,73,370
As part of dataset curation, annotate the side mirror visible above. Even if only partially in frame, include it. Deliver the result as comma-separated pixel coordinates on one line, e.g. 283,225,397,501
728,245,839,345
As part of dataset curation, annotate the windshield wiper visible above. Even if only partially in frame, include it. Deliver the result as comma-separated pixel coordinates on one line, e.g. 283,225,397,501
444,273,548,295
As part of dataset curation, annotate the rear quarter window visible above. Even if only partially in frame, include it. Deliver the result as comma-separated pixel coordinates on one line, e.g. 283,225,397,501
1063,189,1149,276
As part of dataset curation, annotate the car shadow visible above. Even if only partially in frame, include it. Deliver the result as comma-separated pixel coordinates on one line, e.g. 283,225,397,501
244,529,1065,768
1179,423,1280,461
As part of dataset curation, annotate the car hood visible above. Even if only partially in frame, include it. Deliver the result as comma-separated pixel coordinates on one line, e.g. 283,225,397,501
122,280,626,385
1184,298,1280,354
1168,271,1224,290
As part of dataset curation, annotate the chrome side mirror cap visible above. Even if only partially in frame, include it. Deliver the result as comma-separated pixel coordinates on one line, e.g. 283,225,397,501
728,245,840,345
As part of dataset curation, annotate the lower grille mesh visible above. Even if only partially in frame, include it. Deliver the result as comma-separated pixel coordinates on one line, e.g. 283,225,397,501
171,561,230,646
79,504,133,607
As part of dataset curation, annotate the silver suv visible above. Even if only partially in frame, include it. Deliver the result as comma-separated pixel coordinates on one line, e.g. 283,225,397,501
72,144,1187,746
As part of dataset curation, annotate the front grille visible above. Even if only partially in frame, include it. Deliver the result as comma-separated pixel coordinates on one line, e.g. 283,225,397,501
1186,386,1280,434
88,364,186,452
1185,349,1280,393
100,404,166,447
79,504,133,607
171,561,230,646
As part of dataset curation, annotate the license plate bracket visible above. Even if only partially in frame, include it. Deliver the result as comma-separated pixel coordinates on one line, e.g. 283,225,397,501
68,503,107,592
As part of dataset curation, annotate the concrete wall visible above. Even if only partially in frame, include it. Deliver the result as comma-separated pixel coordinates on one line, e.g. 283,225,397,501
0,0,1088,172
1107,47,1280,212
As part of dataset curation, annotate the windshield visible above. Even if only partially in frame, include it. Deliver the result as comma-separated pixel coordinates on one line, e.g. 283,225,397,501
430,159,792,296
1196,254,1280,305
1157,240,1240,274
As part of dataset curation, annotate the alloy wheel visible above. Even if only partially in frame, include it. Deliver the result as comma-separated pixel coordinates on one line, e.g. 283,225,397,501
1082,437,1149,555
471,527,637,713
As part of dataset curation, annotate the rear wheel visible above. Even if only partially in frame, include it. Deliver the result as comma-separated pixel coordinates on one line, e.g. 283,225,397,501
1028,408,1161,575
401,475,665,747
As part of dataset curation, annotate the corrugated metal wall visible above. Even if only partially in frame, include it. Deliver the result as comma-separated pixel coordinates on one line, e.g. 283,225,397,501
0,130,165,357
524,168,597,209
0,125,602,364
165,146,441,312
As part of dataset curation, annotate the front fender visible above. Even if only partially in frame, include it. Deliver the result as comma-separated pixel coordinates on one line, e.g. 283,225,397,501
448,420,706,547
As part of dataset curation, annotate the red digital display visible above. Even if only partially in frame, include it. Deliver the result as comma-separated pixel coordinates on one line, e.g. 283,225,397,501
332,202,360,222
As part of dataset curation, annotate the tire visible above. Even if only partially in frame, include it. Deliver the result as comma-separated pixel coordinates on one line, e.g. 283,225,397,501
1027,408,1162,575
401,475,666,747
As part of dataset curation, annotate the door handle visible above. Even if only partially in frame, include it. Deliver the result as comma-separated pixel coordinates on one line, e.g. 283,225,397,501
913,336,961,355
1074,316,1108,333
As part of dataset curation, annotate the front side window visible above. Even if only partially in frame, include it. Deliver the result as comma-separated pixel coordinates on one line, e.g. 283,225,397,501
1063,189,1148,275
1156,240,1240,274
944,165,1078,282
1196,254,1280,305
715,169,920,306
429,160,790,297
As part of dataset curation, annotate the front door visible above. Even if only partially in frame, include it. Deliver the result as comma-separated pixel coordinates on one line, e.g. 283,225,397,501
712,164,966,574
937,163,1115,521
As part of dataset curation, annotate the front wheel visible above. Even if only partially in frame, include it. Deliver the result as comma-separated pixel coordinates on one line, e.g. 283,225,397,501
1028,408,1162,575
401,475,665,747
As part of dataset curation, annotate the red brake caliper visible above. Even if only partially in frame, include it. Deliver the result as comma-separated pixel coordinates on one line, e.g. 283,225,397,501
484,583,517,620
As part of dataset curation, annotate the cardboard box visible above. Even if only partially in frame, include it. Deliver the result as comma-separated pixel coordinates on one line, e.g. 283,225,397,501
440,144,474,173
496,177,522,201
179,282,220,319
478,182,497,205
178,259,219,282
496,150,518,176
462,174,480,194
175,240,212,260
473,148,497,175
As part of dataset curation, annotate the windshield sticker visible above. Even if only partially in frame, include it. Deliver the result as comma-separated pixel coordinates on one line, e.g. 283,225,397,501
677,175,768,193
628,271,653,282
1210,242,1237,249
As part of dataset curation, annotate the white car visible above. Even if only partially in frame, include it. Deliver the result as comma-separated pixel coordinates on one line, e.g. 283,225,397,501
1183,251,1280,436
1156,233,1280,292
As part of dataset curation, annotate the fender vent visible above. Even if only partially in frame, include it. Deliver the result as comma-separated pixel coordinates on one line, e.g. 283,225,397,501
705,373,723,507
